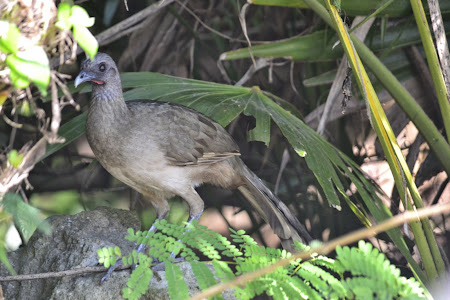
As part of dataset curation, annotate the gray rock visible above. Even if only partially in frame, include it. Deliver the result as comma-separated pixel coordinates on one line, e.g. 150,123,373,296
0,207,234,299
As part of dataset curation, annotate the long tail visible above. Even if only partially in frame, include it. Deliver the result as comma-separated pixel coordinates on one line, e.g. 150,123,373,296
237,162,312,251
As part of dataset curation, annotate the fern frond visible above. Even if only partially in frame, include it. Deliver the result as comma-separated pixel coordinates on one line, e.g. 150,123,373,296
122,254,153,300
336,240,427,299
165,261,190,300
97,246,121,268
302,261,347,298
212,259,235,281
190,261,222,300
310,255,345,275
288,276,321,300
100,221,427,300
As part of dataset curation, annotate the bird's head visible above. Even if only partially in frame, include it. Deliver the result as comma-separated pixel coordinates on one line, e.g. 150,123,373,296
74,53,120,89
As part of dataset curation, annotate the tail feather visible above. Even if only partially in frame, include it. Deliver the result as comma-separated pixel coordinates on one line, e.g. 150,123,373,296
238,163,312,250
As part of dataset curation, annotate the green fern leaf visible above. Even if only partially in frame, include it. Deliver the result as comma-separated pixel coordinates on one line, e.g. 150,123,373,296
212,260,235,281
288,276,321,300
2,192,51,242
302,261,346,298
166,261,189,300
123,256,153,300
190,261,223,300
311,256,344,275
297,264,329,295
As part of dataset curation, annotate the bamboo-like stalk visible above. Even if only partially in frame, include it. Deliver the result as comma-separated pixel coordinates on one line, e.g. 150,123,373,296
410,0,450,142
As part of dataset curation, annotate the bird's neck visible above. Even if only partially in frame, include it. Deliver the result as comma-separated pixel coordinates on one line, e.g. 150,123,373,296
90,82,130,123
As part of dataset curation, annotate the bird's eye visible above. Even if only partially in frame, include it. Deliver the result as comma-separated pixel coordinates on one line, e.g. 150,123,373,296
99,63,106,72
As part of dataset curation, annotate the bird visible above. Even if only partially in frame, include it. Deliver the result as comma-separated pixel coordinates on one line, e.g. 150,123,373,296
74,53,312,254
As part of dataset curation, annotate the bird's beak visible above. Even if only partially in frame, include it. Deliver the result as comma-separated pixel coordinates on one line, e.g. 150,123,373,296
74,70,96,88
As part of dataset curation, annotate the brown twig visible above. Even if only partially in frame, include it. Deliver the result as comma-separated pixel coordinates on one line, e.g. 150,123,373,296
0,138,47,197
94,0,175,47
0,265,130,282
49,72,61,141
190,201,450,300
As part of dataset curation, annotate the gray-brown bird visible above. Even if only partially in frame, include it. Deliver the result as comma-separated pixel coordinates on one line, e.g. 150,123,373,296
74,53,312,253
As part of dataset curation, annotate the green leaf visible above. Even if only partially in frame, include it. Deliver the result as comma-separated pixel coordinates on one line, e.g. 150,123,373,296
222,30,336,62
165,261,189,300
6,47,50,95
243,87,271,146
0,245,15,275
2,193,51,242
0,21,20,54
18,100,34,117
40,112,87,161
9,68,30,89
191,261,223,299
97,248,104,258
294,148,306,158
55,3,98,60
0,211,15,275
124,259,153,299
212,260,235,281
70,6,95,27
73,25,98,60
8,149,24,168
55,2,72,31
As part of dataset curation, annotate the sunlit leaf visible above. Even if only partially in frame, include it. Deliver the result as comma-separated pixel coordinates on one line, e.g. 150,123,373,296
0,21,20,54
8,68,30,89
6,47,50,95
166,261,189,300
8,149,23,168
70,6,95,27
41,112,87,161
18,100,34,117
73,25,98,60
55,2,72,31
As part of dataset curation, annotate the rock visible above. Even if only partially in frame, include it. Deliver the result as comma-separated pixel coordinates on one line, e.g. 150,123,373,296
0,207,234,299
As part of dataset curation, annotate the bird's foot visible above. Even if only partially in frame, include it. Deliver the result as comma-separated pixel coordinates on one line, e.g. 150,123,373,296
100,259,123,283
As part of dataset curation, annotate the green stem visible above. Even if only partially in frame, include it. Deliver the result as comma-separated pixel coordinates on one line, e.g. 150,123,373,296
408,219,438,280
410,0,450,143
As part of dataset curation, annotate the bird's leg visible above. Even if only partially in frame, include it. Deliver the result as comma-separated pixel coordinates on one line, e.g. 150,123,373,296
135,197,170,251
169,209,204,259
135,220,159,254
170,189,204,258
182,188,205,226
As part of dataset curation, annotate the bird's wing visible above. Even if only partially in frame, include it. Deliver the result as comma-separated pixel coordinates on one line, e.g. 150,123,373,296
128,101,240,166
